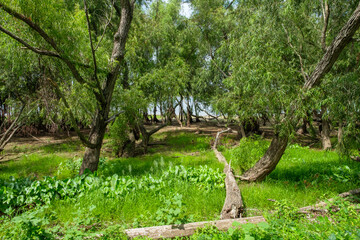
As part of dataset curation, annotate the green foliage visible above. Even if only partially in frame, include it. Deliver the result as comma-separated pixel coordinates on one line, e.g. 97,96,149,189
223,136,269,174
109,114,131,156
0,166,224,216
155,193,193,225
190,199,360,240
0,154,68,181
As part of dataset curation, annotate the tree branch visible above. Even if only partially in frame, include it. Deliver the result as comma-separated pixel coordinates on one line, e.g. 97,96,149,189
94,0,115,52
0,25,60,58
0,103,25,149
304,2,360,89
282,24,308,82
83,0,102,93
0,2,89,86
321,0,330,52
48,78,97,149
226,0,235,9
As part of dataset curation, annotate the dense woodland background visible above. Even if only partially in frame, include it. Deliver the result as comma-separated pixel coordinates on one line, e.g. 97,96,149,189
0,0,360,239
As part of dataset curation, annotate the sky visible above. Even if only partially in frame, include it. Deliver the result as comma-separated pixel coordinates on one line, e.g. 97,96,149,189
180,2,192,18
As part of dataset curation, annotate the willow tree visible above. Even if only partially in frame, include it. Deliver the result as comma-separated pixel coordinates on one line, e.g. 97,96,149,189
210,1,360,181
0,0,136,173
239,2,360,181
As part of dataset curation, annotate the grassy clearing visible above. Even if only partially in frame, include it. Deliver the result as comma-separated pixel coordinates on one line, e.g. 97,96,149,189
1,129,359,239
0,131,226,238
222,136,360,213
0,154,69,181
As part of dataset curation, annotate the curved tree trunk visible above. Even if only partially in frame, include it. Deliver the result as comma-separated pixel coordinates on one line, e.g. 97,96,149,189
239,135,288,182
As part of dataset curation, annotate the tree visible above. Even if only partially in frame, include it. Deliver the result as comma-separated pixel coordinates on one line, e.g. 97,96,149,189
0,0,136,173
239,2,360,182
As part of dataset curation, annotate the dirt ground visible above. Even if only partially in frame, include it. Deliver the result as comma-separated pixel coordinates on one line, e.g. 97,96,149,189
0,120,325,163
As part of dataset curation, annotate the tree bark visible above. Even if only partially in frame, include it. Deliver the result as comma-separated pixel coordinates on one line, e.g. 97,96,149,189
186,99,191,127
124,216,266,239
153,104,159,123
213,128,244,219
321,106,332,150
240,3,360,182
337,122,343,150
239,135,288,182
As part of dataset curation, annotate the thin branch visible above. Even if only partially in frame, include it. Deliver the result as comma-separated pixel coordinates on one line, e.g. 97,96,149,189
0,25,60,58
0,103,25,147
321,0,330,52
226,0,235,9
105,110,124,124
211,58,231,78
0,124,22,151
48,78,97,149
83,0,102,93
94,0,115,51
0,2,89,86
282,24,308,82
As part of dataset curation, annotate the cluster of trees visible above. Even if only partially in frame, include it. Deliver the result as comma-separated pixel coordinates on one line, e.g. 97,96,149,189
1,0,360,179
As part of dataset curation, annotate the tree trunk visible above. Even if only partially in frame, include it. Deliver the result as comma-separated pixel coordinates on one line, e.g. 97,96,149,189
321,118,332,150
213,128,244,219
139,123,166,153
153,104,159,123
321,106,332,150
80,0,135,174
80,112,107,173
240,135,288,182
297,118,308,135
186,99,191,127
337,122,344,150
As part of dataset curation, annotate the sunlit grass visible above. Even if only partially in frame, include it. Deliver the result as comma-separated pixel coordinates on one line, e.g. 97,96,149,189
222,137,360,215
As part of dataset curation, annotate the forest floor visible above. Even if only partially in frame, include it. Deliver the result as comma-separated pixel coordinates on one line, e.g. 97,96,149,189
0,122,359,239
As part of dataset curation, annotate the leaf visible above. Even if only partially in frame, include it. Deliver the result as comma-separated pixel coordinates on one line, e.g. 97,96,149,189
256,222,270,229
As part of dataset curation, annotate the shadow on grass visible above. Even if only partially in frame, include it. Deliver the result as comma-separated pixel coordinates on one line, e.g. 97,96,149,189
6,140,83,154
0,154,69,181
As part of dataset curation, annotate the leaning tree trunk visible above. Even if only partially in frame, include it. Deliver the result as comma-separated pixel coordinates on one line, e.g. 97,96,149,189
239,135,288,182
239,4,360,182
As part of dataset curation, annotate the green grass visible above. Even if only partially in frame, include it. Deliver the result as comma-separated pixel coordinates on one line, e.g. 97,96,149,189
0,154,69,181
45,181,224,228
1,129,359,239
222,138,360,214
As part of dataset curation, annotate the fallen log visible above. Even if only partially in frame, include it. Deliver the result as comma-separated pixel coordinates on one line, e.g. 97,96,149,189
212,128,243,219
125,216,266,239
